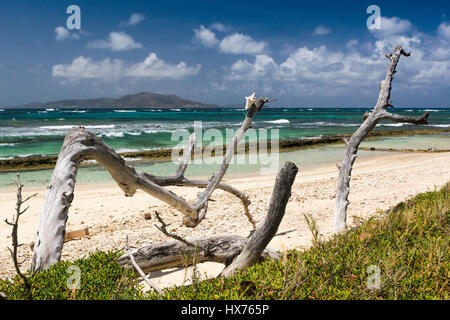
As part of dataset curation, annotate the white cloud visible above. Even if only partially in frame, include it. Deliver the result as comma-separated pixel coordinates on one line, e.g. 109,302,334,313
125,53,201,79
52,56,124,80
193,25,219,47
346,39,359,49
437,22,450,39
87,32,143,51
52,53,200,81
54,26,80,41
121,13,145,26
313,25,331,36
219,33,268,55
209,22,229,32
371,16,413,38
221,17,450,97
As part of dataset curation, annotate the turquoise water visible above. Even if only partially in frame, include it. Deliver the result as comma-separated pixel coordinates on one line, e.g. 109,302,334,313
0,107,449,189
0,145,391,190
0,107,449,159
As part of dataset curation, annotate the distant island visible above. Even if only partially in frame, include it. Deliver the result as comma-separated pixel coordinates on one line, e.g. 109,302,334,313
8,92,221,109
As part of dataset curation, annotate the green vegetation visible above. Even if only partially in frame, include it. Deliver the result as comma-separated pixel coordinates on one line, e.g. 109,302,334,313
1,184,448,300
0,251,144,300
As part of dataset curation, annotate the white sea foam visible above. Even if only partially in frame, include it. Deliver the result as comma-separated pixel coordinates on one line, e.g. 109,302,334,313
116,147,158,153
266,119,290,124
46,108,55,111
39,124,115,130
0,143,18,146
170,108,181,111
431,124,450,127
125,131,142,136
99,132,125,138
423,109,440,112
0,109,4,112
381,123,408,127
302,122,360,127
114,110,137,113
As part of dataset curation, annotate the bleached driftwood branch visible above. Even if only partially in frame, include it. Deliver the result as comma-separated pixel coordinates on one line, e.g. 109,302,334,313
124,235,163,295
4,175,36,287
334,45,430,233
117,161,298,278
117,234,281,273
221,161,298,277
31,96,272,272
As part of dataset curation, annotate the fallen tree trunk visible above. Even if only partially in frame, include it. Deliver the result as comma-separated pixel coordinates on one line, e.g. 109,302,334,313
117,161,298,278
116,234,281,273
334,45,430,233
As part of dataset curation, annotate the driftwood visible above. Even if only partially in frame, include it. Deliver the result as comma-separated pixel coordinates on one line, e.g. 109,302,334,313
124,235,163,295
4,175,37,288
31,96,272,273
334,45,430,233
117,234,281,273
64,227,89,242
117,161,298,278
221,161,298,276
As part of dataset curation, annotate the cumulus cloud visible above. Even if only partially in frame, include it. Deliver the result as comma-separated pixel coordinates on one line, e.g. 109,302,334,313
313,25,331,36
220,17,450,97
193,25,219,47
52,53,200,81
192,25,268,55
125,53,201,79
87,32,143,51
371,16,413,38
219,33,268,55
209,22,230,32
121,13,145,26
437,22,450,39
54,26,80,41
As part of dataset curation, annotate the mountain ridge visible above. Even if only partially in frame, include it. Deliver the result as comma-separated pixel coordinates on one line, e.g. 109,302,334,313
8,92,221,109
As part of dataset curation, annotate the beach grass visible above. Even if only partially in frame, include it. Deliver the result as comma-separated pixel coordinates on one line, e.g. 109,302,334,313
0,182,448,300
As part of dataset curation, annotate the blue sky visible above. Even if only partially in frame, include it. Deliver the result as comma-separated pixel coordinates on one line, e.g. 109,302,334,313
0,0,449,107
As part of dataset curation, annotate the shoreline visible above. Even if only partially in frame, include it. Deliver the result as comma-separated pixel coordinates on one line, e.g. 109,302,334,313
1,151,449,284
1,128,449,172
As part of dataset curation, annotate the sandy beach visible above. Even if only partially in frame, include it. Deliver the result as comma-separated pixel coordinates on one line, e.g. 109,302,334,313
1,151,449,289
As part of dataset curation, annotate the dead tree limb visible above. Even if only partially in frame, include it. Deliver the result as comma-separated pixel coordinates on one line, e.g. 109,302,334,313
334,45,430,233
124,235,163,295
5,174,37,288
116,234,281,273
117,161,298,278
31,96,272,273
221,161,298,277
